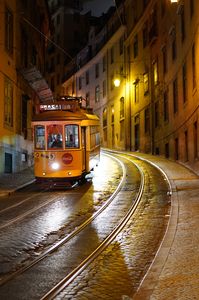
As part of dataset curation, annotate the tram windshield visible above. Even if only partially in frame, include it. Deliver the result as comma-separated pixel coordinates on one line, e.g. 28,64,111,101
35,125,45,150
65,125,79,148
47,124,63,149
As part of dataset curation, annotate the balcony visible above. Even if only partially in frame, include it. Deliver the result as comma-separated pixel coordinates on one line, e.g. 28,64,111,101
19,66,54,102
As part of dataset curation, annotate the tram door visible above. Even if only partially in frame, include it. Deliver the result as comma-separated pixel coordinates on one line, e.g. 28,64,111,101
81,127,86,170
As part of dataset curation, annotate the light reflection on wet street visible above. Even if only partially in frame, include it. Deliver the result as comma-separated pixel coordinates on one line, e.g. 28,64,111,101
0,154,122,277
0,152,170,300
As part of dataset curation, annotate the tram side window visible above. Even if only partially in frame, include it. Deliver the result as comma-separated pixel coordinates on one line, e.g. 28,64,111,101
47,124,63,149
35,125,45,150
90,126,100,149
65,125,79,148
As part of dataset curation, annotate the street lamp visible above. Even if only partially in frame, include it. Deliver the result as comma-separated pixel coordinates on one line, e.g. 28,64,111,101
113,78,121,87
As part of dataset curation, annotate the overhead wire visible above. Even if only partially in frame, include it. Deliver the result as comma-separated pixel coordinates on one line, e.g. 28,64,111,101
22,16,74,61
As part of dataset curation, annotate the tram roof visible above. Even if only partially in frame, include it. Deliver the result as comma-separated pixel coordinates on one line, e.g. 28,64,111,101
32,109,99,122
32,98,99,122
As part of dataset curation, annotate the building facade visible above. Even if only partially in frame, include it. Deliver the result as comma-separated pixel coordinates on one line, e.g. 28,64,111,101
63,0,199,174
0,0,51,174
46,0,97,99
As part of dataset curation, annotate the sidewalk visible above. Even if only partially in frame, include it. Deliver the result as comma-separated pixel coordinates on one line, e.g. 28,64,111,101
0,166,35,197
131,153,199,300
1,153,199,299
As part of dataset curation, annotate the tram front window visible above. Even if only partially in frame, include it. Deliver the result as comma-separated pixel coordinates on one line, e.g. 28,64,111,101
47,124,63,149
65,125,79,148
35,125,45,150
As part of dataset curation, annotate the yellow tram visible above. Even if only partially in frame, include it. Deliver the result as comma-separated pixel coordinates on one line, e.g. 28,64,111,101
32,96,100,186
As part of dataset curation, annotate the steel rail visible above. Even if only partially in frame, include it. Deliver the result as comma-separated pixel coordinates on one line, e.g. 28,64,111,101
40,154,145,300
0,192,61,230
0,153,126,286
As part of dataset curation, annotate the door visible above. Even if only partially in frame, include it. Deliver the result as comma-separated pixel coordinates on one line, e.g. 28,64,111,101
135,124,140,151
81,127,86,171
5,153,12,173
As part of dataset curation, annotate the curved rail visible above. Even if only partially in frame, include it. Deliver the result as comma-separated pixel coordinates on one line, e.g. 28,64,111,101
41,154,145,300
0,153,126,286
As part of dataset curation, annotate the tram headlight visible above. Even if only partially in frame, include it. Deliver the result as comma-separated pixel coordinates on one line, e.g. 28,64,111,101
51,162,60,170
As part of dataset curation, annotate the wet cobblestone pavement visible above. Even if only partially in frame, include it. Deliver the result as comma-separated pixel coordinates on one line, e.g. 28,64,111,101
1,151,199,300
56,157,170,299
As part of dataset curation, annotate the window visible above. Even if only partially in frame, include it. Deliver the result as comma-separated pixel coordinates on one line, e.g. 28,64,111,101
192,43,196,89
180,6,185,42
184,130,188,161
194,121,198,158
119,36,124,55
172,34,177,61
90,126,100,149
110,47,114,64
103,55,106,72
120,120,124,141
134,81,139,103
143,72,149,95
35,125,45,150
182,63,187,103
173,78,178,113
162,46,167,74
95,85,100,102
133,34,138,58
86,70,89,85
4,76,13,128
65,125,79,148
190,0,194,18
47,124,63,149
165,143,169,158
153,60,158,86
142,22,148,48
86,92,90,107
110,74,114,90
120,97,124,119
103,108,107,127
79,77,82,90
161,0,166,16
175,137,179,160
144,107,150,133
22,95,28,139
21,28,28,67
111,105,114,123
103,80,106,97
163,90,169,122
148,5,158,42
95,63,99,78
5,6,13,55
155,101,159,128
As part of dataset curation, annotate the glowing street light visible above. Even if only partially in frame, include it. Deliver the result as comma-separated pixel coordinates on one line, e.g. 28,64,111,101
113,78,121,87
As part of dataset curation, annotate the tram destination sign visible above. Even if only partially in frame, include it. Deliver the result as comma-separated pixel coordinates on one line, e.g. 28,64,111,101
39,102,77,112
39,97,86,113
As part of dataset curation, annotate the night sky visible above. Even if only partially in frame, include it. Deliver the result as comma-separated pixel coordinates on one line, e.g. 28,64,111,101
82,0,115,16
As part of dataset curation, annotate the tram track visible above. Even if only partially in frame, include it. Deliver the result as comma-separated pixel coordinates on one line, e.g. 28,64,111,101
0,151,171,300
42,151,171,300
0,153,143,300
41,155,144,300
0,192,61,230
0,154,126,286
